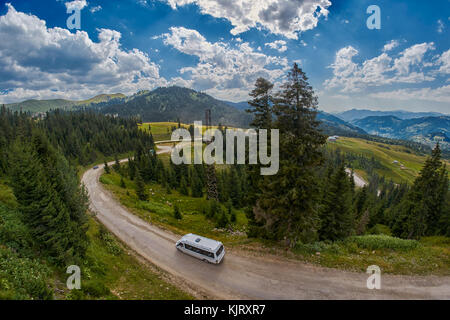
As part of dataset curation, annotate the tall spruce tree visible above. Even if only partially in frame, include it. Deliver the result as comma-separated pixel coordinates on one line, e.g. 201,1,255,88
255,63,326,245
135,169,148,201
247,77,274,129
392,144,449,238
319,165,354,241
245,78,274,237
179,176,189,196
104,160,111,174
191,168,203,198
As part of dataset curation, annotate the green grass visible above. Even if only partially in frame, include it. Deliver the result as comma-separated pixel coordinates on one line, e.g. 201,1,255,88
140,122,230,142
139,122,190,141
6,94,126,113
291,236,449,275
70,218,192,300
101,171,248,245
347,235,419,251
327,137,450,184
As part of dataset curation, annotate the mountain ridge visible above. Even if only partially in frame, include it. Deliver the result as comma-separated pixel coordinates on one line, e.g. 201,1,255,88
335,108,446,122
4,93,126,113
353,115,450,149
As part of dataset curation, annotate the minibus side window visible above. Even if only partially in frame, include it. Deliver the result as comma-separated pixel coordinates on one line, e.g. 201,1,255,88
185,244,213,258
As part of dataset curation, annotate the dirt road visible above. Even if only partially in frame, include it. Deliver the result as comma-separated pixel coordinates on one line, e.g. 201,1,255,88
82,156,450,299
346,168,368,188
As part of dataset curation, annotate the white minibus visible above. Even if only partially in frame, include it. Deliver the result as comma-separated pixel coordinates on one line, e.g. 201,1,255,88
176,233,225,264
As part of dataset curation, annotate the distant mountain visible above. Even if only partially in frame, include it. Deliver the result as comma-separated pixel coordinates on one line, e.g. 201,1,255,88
316,111,367,136
5,94,126,113
100,86,253,127
335,108,445,122
4,87,370,136
223,101,250,111
353,115,450,149
222,100,366,135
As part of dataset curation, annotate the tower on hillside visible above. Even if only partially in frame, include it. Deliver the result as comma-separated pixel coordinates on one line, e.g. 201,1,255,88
204,108,218,201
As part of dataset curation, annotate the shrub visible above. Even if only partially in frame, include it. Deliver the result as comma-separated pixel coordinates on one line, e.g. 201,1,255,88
0,247,53,300
216,210,229,228
98,225,123,256
99,176,113,185
294,241,342,255
0,205,34,254
173,205,182,220
368,224,392,236
348,235,419,251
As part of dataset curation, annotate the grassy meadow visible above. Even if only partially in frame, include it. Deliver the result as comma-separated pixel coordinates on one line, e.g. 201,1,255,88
327,137,450,184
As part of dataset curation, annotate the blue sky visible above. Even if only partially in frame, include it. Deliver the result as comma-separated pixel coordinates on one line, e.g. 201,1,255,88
0,0,448,113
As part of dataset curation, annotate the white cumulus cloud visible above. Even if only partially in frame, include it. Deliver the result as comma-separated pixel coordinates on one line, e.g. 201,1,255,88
65,0,88,11
162,26,288,101
369,85,450,104
324,42,437,92
164,0,332,39
265,40,288,52
382,40,399,52
0,4,165,103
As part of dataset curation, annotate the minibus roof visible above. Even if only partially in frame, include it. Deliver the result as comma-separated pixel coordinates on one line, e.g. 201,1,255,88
181,233,222,252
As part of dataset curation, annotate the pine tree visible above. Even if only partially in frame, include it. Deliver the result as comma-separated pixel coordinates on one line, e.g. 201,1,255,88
356,209,370,235
179,176,189,196
319,165,354,241
104,160,111,174
245,78,274,236
174,204,182,220
355,185,369,218
206,200,220,219
255,63,326,245
392,144,449,239
113,155,121,173
120,176,126,188
135,169,148,201
229,168,242,207
226,200,237,223
247,77,274,129
216,209,229,228
191,168,203,198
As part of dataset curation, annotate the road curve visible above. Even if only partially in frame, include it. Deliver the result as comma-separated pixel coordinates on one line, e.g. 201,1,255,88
82,158,450,299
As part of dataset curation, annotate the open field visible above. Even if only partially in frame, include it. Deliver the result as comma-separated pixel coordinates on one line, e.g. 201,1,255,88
139,122,190,141
139,121,231,142
327,137,450,184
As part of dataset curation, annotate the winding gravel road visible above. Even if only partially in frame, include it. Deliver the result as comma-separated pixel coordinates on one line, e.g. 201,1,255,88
82,150,450,299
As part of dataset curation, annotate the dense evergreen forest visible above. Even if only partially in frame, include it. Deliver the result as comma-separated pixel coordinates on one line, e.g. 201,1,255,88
0,107,154,298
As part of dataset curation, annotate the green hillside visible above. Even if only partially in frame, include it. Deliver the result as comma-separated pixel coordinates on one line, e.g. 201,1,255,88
101,86,253,128
327,137,450,184
353,116,450,150
5,93,126,113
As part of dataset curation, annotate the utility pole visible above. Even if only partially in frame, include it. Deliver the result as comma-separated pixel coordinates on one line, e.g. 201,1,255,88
205,109,218,201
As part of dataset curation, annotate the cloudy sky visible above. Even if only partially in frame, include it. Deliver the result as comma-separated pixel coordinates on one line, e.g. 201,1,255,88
0,0,449,113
